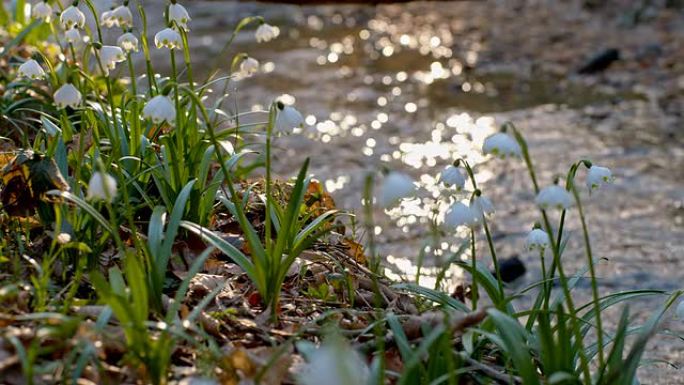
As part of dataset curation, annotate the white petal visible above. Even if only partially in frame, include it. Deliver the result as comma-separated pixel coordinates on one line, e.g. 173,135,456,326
483,132,521,158
535,185,573,210
87,172,117,202
378,172,415,208
586,165,613,192
439,165,466,190
444,202,479,229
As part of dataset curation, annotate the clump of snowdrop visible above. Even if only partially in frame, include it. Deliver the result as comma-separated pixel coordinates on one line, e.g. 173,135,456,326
31,1,53,22
60,5,85,30
53,83,82,109
586,165,614,192
87,172,118,202
168,2,191,31
117,32,139,53
535,184,573,210
483,132,522,158
238,56,259,78
526,228,550,252
274,102,304,133
98,45,126,74
255,23,279,43
378,171,416,208
297,337,370,385
143,95,176,125
444,201,479,229
154,27,182,50
439,165,466,190
65,28,81,44
17,59,45,80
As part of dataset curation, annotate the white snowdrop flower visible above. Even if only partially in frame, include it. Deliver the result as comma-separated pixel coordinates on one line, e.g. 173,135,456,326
255,23,278,43
117,32,139,52
274,102,304,133
444,202,479,229
439,165,466,190
676,300,684,319
525,228,550,252
483,132,521,158
60,5,85,30
87,172,117,202
17,59,45,80
53,83,82,109
98,45,125,74
297,338,369,385
56,233,72,245
586,165,614,192
111,5,133,28
535,185,573,210
168,2,191,31
65,28,81,44
32,2,53,22
378,171,416,208
239,56,259,78
471,195,495,219
154,27,182,49
143,95,176,125
100,10,116,28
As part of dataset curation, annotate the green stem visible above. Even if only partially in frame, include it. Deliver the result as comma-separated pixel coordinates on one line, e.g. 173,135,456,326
571,184,605,369
482,218,504,301
470,229,478,311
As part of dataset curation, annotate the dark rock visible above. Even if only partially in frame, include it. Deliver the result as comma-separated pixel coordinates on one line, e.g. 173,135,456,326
578,48,620,74
494,256,526,283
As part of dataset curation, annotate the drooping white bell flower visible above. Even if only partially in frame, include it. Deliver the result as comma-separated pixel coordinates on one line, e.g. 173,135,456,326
439,165,466,190
255,23,278,43
676,300,684,319
53,83,82,109
32,1,53,22
17,59,45,80
142,95,176,125
56,232,72,245
87,172,117,202
535,185,573,210
444,201,479,229
111,5,133,28
482,132,521,158
586,165,614,192
154,27,182,50
378,171,416,208
65,28,81,44
525,228,550,252
168,2,191,31
239,56,259,78
60,5,85,29
274,102,304,133
471,195,495,219
100,10,115,28
296,337,370,385
98,45,126,74
117,32,139,52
